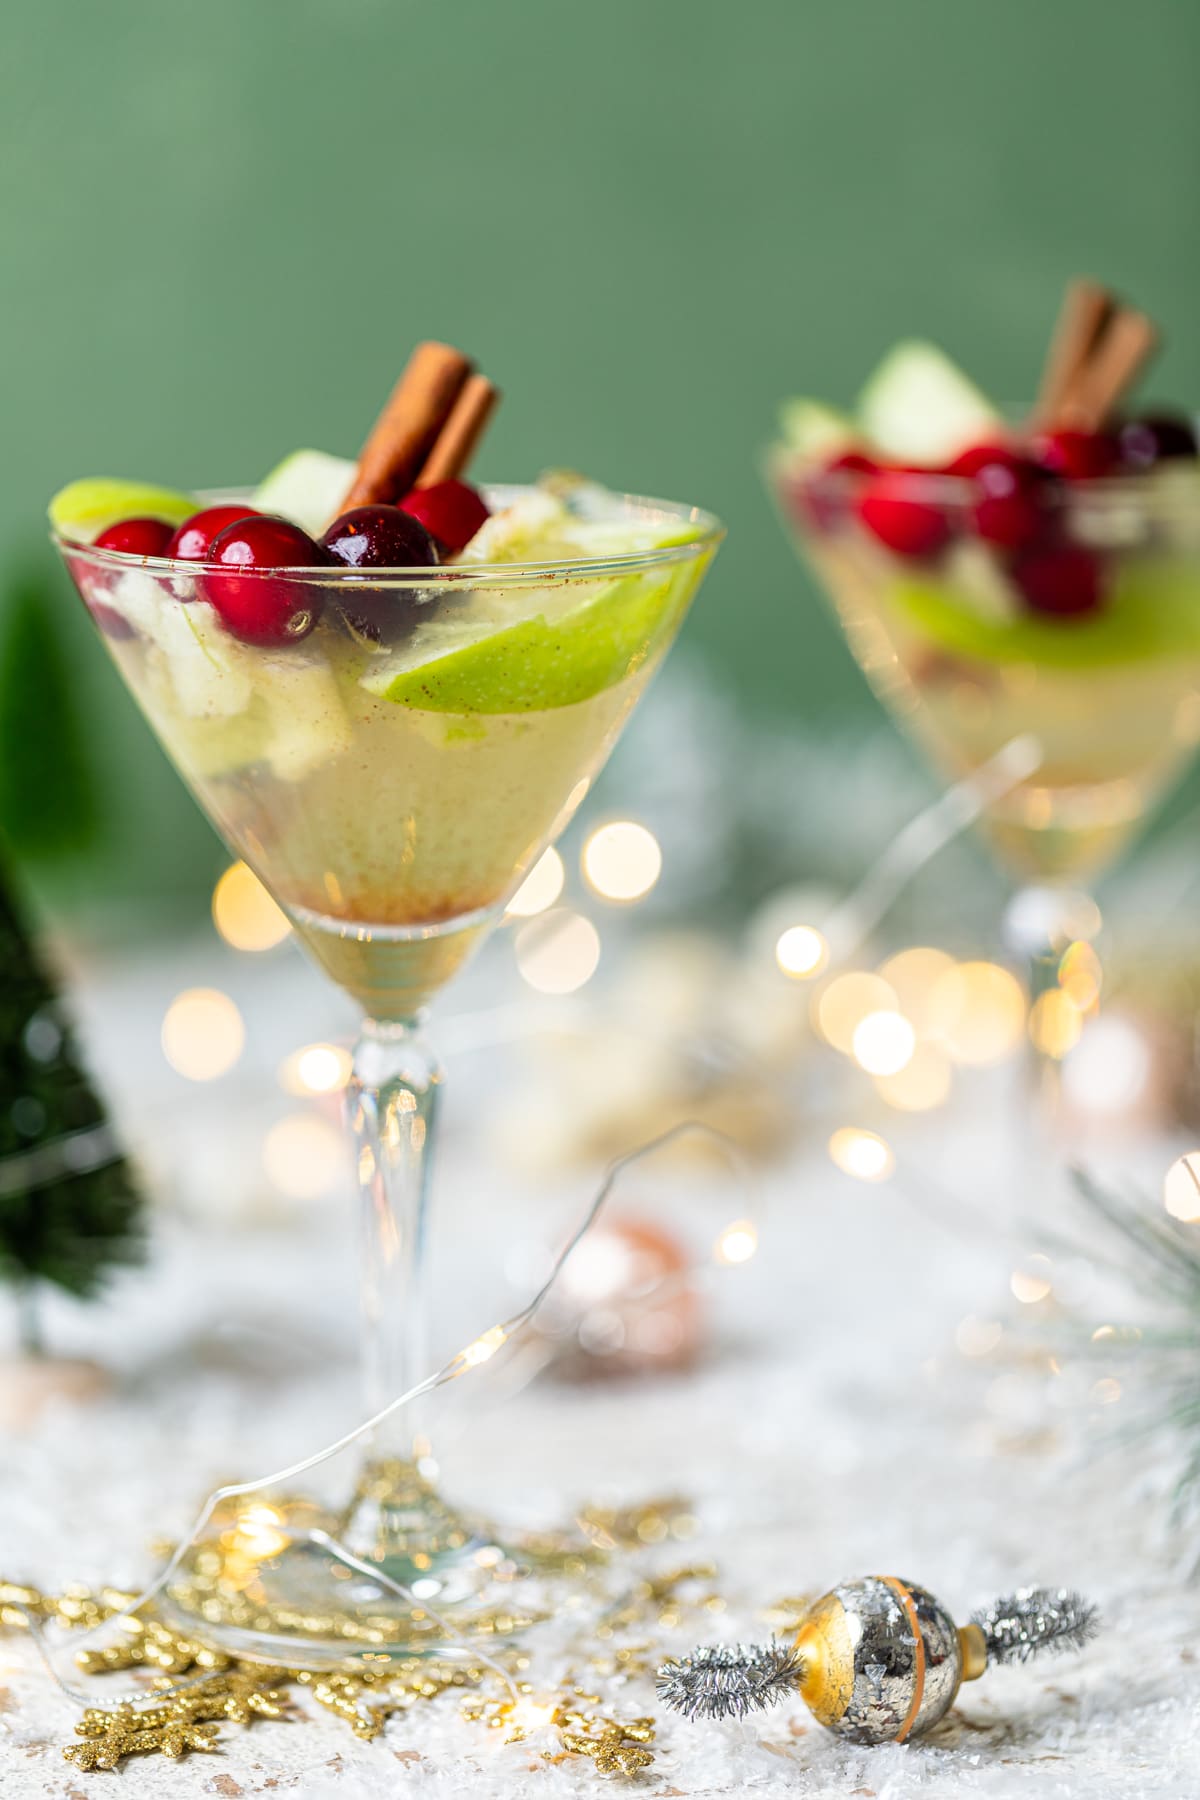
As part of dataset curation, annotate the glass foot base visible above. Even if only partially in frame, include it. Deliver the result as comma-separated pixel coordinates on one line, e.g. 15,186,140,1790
158,1460,533,1670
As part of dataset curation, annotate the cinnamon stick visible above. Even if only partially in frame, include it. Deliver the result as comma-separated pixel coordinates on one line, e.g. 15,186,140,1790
1033,279,1115,427
415,375,500,487
1061,306,1160,431
340,342,473,511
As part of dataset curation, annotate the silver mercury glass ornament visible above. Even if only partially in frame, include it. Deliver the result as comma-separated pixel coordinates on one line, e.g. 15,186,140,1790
657,1576,1098,1746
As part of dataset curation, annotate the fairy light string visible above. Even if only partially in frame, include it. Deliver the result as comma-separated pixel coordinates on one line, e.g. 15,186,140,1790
8,738,1079,1771
13,1121,757,1725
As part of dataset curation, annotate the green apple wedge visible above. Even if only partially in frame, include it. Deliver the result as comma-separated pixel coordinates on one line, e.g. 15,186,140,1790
49,478,197,541
777,398,859,460
892,558,1200,670
857,341,1001,465
253,449,356,536
362,526,711,714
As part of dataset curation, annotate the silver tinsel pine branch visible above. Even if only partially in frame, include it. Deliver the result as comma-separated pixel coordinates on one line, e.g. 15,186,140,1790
656,1640,805,1721
972,1586,1099,1665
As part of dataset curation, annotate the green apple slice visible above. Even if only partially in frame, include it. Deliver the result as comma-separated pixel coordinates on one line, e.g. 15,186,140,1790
49,478,197,542
363,489,713,712
892,559,1200,670
362,567,685,712
778,398,858,460
253,449,356,536
858,341,1001,465
457,489,704,566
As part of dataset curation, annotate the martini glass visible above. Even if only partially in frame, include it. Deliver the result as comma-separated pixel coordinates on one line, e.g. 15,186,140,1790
767,451,1200,1070
56,486,722,1664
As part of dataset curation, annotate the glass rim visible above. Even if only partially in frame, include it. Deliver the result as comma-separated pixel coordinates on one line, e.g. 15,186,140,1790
52,483,726,587
765,438,1200,511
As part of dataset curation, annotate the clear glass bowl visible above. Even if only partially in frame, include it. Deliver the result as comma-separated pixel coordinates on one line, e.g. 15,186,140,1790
767,449,1200,884
59,486,723,1016
54,483,723,1666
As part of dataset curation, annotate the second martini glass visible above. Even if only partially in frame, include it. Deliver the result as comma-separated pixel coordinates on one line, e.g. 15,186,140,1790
768,452,1200,1064
57,486,722,1664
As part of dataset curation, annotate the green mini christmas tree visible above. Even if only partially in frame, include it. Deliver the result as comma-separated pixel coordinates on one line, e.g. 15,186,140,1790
0,849,143,1354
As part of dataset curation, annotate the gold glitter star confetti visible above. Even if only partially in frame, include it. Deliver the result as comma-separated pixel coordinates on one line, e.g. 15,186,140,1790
75,1615,232,1676
559,1713,656,1776
64,1706,222,1771
576,1495,699,1551
1,1487,707,1776
462,1689,658,1773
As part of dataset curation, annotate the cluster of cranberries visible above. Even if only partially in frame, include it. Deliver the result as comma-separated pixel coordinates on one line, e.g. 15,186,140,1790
798,412,1198,619
91,480,490,647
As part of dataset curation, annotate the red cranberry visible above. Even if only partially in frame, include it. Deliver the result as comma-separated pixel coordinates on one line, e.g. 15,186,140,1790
92,602,138,641
791,451,881,535
825,450,881,478
1031,430,1120,481
1117,412,1198,470
201,516,329,645
320,505,439,645
943,440,1017,478
398,481,490,555
855,472,952,560
1012,542,1103,617
94,517,176,558
166,504,261,563
65,547,138,640
322,504,439,570
969,455,1047,550
791,477,839,534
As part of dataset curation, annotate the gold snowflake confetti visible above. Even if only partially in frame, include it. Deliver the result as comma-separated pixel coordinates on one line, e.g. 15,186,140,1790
1,1490,705,1776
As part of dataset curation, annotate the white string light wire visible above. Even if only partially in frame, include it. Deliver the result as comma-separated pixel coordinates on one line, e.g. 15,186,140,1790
17,1121,755,1715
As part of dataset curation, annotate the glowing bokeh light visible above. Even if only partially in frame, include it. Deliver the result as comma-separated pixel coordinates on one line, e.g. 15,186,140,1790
510,1699,557,1731
851,1010,916,1076
875,1041,953,1112
460,1326,508,1368
515,910,601,994
212,862,290,952
928,961,1026,1066
775,924,828,980
877,947,957,1032
715,1220,758,1264
280,1042,353,1097
161,988,244,1081
1005,886,1102,954
828,1127,895,1182
1058,939,1103,1011
506,847,565,918
231,1502,289,1558
263,1113,345,1200
815,972,897,1054
582,821,662,902
1029,989,1083,1060
1010,1254,1053,1304
1164,1153,1200,1223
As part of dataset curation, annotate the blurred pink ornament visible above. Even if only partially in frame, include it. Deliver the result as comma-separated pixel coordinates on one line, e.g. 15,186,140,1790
537,1216,702,1379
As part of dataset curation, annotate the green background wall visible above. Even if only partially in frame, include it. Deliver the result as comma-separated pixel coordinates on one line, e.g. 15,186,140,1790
5,1,1200,913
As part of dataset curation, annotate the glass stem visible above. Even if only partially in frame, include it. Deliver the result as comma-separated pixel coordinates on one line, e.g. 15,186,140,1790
341,1017,482,1572
349,1015,442,1467
1023,937,1065,1122
1004,883,1098,1137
